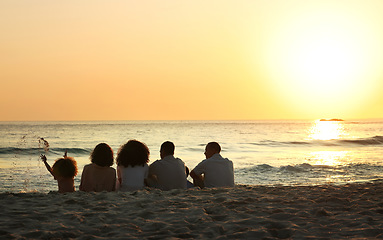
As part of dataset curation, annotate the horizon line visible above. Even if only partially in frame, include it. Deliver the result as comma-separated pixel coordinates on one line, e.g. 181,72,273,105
1,118,383,123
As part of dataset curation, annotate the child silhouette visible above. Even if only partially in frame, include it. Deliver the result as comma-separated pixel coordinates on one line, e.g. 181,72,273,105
41,151,78,193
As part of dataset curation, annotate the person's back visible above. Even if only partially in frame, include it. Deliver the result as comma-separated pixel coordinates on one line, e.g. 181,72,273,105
118,164,148,191
191,142,234,188
194,153,234,188
116,140,150,192
147,141,187,190
56,176,76,193
80,143,116,192
80,163,116,192
149,155,187,190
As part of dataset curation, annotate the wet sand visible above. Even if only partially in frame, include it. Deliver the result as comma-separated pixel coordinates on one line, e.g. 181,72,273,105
2,182,383,239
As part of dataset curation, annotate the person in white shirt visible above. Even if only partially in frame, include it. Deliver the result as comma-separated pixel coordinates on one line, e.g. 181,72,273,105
147,141,188,190
116,140,149,191
190,142,234,188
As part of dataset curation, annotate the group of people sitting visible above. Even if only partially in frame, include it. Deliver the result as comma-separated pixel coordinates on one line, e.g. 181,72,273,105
41,140,235,193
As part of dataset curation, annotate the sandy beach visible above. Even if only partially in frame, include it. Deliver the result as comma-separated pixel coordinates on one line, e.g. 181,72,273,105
2,182,383,239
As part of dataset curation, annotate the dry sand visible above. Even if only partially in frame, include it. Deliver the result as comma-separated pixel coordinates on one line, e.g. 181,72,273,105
2,182,383,239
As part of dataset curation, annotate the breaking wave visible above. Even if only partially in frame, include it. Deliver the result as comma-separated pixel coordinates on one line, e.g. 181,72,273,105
251,136,383,147
0,147,91,156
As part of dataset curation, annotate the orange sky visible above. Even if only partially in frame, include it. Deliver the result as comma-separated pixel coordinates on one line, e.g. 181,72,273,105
1,1,383,121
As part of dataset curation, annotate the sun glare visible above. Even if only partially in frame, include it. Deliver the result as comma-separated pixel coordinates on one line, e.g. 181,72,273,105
308,120,346,141
289,33,362,96
262,5,383,116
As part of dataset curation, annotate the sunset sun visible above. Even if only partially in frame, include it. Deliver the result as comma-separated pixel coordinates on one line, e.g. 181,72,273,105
262,4,383,117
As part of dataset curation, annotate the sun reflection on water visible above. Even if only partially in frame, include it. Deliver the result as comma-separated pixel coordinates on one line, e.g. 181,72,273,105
309,151,348,166
307,120,350,167
308,120,347,140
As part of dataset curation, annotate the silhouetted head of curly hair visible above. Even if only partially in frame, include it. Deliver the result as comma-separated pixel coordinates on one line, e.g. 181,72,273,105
116,140,150,167
52,157,78,178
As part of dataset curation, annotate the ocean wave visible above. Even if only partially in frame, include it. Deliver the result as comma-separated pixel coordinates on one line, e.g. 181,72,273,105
250,136,383,147
308,136,383,146
0,147,91,156
239,163,383,175
338,136,383,145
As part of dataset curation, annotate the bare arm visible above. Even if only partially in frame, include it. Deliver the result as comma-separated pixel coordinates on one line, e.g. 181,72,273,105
40,154,54,177
190,170,205,188
190,170,201,180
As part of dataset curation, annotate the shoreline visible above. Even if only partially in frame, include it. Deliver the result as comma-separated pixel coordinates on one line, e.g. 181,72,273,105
3,182,383,239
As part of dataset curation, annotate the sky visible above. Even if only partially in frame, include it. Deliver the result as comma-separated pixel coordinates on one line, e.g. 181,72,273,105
1,0,383,121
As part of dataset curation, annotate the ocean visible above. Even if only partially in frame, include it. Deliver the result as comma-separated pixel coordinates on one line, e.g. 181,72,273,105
1,120,383,193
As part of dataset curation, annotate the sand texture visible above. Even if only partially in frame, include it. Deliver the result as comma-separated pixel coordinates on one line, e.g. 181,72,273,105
2,182,383,239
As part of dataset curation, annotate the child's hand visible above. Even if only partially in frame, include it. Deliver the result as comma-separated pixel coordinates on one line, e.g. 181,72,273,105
63,151,67,158
40,154,47,162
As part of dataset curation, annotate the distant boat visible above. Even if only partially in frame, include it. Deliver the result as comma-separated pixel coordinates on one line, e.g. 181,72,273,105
319,118,344,122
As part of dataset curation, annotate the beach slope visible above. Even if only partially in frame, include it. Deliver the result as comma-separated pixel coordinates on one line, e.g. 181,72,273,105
2,182,383,239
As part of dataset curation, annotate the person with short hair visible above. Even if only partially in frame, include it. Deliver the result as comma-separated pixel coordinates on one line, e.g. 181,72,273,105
41,151,78,193
190,142,234,188
79,143,116,192
116,140,150,191
147,141,188,190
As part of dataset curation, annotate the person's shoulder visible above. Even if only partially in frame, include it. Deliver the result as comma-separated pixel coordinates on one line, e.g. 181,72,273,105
83,163,93,167
222,156,233,164
215,154,230,160
220,157,234,168
150,159,161,166
196,159,208,166
163,155,178,162
174,157,185,164
106,167,116,177
82,163,93,170
148,160,160,170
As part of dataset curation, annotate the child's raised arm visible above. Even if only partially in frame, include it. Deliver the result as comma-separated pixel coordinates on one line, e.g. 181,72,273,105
40,154,54,177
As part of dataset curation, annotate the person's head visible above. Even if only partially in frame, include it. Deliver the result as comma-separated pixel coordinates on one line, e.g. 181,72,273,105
116,140,150,167
52,157,78,178
90,143,114,167
204,142,221,159
160,141,175,158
